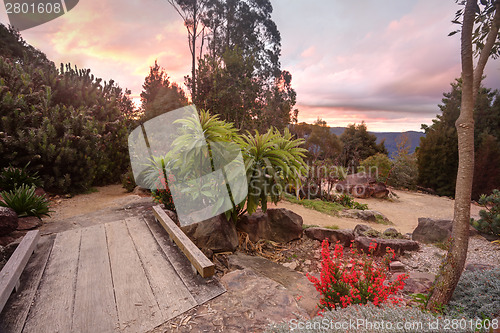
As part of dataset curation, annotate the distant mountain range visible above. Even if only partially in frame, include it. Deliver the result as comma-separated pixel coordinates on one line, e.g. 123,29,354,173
329,127,425,157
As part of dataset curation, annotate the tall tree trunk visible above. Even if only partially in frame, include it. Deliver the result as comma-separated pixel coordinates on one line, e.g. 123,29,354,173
191,0,198,104
426,0,500,310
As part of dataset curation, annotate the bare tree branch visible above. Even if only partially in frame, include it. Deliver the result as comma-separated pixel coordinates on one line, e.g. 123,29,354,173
473,2,500,101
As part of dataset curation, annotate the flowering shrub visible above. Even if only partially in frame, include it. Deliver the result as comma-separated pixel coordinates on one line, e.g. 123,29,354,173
307,239,408,311
149,166,176,211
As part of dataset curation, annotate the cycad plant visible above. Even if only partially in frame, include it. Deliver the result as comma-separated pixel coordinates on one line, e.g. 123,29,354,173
0,184,52,218
238,127,307,215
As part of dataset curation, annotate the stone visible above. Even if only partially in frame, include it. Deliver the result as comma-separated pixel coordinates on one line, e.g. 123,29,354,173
227,253,319,318
465,263,495,272
412,218,452,244
0,230,26,246
389,261,406,272
341,209,389,223
207,268,309,329
266,208,303,243
237,208,303,243
304,227,354,247
354,224,372,237
394,271,435,294
383,227,402,238
355,236,420,255
132,186,150,197
372,183,390,198
160,208,179,226
34,187,47,198
236,210,269,243
335,173,389,199
282,261,298,270
0,207,18,236
181,213,239,253
3,238,22,259
16,216,42,230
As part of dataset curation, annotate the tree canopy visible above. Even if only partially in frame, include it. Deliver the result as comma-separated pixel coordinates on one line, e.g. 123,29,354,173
417,79,500,199
140,60,188,121
169,0,297,131
339,122,387,168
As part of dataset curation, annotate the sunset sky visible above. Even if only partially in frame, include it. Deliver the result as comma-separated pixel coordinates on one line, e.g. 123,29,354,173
1,0,500,132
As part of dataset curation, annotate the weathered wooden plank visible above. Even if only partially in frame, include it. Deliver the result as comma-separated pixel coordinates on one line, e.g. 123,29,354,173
72,224,118,333
152,206,215,278
0,230,40,314
105,220,163,332
0,234,55,333
144,214,226,305
125,217,197,321
22,229,81,333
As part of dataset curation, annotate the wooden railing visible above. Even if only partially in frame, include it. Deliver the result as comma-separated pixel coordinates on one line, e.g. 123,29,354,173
0,230,40,313
152,206,215,278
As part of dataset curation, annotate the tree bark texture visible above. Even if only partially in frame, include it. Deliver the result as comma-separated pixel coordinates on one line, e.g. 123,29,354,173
426,0,500,310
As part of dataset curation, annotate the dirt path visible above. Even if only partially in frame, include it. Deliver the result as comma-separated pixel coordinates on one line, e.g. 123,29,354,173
45,185,132,221
273,190,482,234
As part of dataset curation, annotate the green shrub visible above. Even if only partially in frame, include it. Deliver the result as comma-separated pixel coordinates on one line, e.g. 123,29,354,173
239,127,307,215
0,57,132,194
0,163,42,191
266,303,477,333
388,154,419,190
151,188,176,211
0,184,51,217
447,267,500,320
120,169,136,193
471,189,500,235
359,153,393,182
334,193,368,210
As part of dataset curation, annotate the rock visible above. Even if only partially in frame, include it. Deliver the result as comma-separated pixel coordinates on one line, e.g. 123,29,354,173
161,208,179,226
0,245,5,264
389,261,406,272
304,227,354,247
412,218,452,244
0,230,26,246
209,268,309,329
181,213,238,253
372,183,390,198
227,253,319,318
341,209,389,223
354,224,372,237
34,187,47,198
132,186,150,196
17,216,42,230
355,236,420,255
335,173,389,199
3,238,22,259
236,210,269,243
0,207,18,236
394,271,435,294
237,208,303,243
465,263,494,272
282,261,298,270
383,228,402,238
351,184,374,199
266,208,303,242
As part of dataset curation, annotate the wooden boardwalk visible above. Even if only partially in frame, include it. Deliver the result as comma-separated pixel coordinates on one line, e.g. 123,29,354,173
0,216,225,333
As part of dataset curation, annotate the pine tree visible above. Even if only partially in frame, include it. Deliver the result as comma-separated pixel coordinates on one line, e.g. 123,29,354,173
140,60,188,121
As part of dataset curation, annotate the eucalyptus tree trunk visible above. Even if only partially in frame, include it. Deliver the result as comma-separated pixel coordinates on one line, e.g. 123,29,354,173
426,0,500,310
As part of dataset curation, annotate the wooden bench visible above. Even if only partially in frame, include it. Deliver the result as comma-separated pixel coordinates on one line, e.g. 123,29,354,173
0,230,40,313
152,206,215,278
